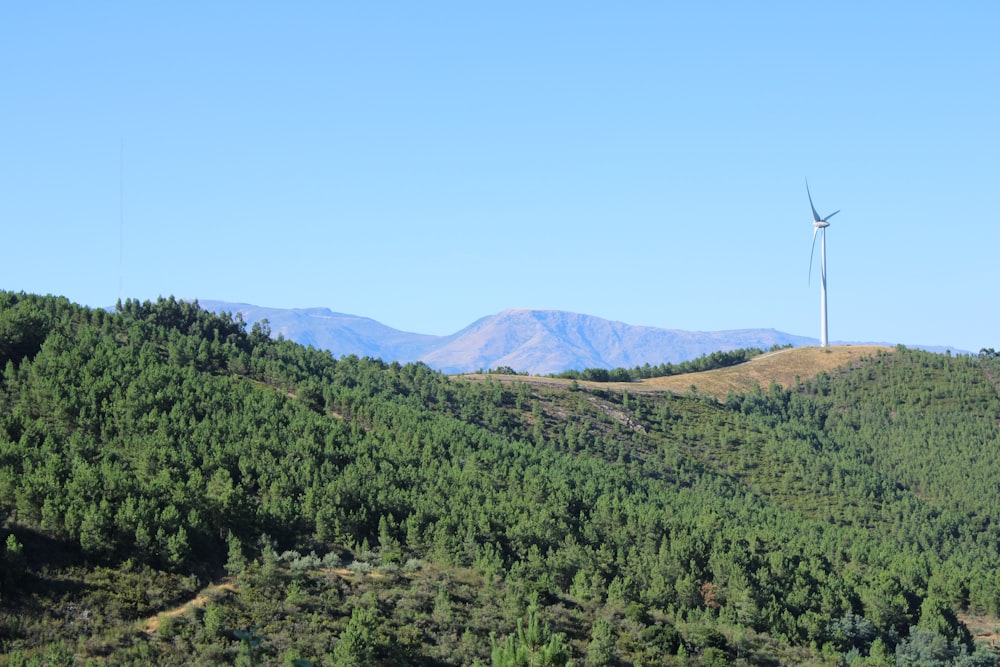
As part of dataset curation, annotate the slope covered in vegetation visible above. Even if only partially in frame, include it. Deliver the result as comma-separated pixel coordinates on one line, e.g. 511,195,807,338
0,292,998,666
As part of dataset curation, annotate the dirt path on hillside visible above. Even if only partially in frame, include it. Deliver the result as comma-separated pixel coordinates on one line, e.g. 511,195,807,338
140,579,238,635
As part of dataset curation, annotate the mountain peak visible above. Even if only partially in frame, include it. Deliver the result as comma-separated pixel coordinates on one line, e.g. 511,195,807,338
202,301,817,375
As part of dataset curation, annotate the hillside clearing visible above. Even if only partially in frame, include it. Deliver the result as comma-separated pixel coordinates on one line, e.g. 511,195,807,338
631,345,892,397
461,345,892,398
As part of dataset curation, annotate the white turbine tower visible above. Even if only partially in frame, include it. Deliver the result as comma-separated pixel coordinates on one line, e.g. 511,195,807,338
807,180,839,347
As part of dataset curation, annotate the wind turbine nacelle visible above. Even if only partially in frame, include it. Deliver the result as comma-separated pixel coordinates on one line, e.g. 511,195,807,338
814,221,830,228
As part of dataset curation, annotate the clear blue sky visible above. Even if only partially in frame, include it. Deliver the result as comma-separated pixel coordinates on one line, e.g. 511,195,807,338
3,3,997,352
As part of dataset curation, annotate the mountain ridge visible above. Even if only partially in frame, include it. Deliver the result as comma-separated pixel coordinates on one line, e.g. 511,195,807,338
198,300,819,375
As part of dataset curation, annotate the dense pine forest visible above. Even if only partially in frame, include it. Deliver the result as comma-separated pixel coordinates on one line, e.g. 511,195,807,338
1,291,1000,666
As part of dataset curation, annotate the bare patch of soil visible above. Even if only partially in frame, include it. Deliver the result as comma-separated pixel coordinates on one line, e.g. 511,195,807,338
958,611,1000,647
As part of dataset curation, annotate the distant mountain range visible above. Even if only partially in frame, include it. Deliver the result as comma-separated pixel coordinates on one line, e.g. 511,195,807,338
198,301,820,375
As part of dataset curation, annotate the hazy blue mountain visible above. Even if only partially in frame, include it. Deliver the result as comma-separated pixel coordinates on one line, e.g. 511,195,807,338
420,309,818,375
199,301,819,375
196,301,439,362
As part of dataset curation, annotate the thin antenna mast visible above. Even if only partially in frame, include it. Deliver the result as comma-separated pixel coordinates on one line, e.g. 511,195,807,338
119,139,124,303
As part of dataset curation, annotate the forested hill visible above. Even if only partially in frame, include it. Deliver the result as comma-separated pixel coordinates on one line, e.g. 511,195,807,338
1,292,1000,666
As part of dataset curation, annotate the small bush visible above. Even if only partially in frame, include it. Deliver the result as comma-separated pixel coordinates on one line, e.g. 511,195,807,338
290,551,322,573
347,561,373,575
322,551,343,568
402,558,425,573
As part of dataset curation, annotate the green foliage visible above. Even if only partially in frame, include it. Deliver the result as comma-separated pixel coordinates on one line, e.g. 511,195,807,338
331,603,379,666
226,530,248,576
919,597,973,648
234,626,265,666
488,366,522,376
894,627,995,666
584,617,615,666
1,533,25,599
827,612,878,654
491,604,571,666
203,602,223,639
2,292,1000,665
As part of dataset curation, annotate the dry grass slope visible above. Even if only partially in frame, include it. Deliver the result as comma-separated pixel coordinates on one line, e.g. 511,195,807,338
630,345,892,397
462,346,892,398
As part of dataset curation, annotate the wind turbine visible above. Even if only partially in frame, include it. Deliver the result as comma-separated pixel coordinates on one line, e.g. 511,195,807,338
807,180,839,347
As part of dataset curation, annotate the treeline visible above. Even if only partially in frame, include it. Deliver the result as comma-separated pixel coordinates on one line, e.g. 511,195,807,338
551,346,786,382
1,292,999,665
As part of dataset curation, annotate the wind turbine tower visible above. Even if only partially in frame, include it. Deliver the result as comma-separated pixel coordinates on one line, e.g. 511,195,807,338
807,181,839,347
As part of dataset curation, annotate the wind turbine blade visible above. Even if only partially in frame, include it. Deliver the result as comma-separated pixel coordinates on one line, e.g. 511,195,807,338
806,179,821,222
809,227,818,284
824,209,840,221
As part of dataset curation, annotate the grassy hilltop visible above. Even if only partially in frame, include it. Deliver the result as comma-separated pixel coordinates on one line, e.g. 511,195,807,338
1,292,999,666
